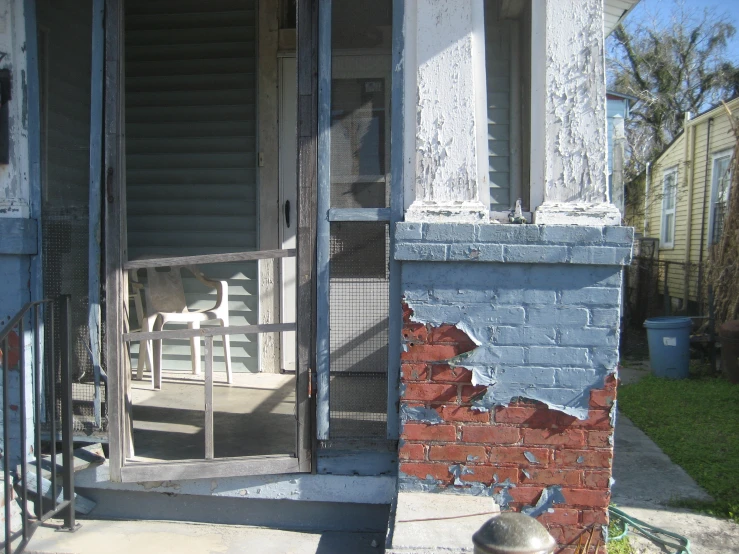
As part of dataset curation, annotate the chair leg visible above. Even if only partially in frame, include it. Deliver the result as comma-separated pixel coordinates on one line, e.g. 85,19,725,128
189,321,201,375
153,317,164,390
223,332,232,384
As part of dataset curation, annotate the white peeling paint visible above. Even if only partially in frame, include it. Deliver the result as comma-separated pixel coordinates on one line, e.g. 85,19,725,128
543,0,608,205
0,0,30,219
405,0,489,222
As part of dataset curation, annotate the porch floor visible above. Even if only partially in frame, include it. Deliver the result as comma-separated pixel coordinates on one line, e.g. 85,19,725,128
131,372,296,460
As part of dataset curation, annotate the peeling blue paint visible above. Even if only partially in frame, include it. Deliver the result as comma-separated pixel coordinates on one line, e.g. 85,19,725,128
577,456,585,464
449,464,474,486
491,479,516,509
523,451,540,464
400,405,444,424
522,485,566,518
521,469,531,479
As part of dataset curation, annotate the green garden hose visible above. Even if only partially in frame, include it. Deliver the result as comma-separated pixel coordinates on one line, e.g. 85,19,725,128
608,506,691,554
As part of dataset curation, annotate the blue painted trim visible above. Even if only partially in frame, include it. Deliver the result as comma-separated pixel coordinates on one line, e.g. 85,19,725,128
327,208,391,222
317,451,398,476
386,0,404,440
0,219,37,254
24,0,42,305
316,0,332,441
24,0,45,433
88,0,105,428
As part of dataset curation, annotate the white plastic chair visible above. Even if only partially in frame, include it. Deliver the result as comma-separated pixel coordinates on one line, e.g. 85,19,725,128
131,265,232,389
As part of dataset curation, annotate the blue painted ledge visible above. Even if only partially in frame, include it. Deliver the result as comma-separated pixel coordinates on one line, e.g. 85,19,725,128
0,218,38,255
394,223,633,266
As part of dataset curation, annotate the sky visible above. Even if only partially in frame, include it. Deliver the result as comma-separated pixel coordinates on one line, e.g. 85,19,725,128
624,0,739,62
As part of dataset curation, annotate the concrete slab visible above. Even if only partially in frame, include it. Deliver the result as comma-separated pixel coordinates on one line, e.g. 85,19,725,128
612,414,713,507
612,506,739,554
612,412,739,553
26,519,386,554
388,492,499,553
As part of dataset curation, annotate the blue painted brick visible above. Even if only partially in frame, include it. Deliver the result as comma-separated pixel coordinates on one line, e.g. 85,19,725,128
396,222,424,241
484,346,527,365
559,327,618,347
429,287,494,304
496,289,557,305
569,246,632,266
500,366,557,386
503,245,568,263
592,347,619,370
560,287,621,306
540,225,604,245
403,286,431,302
555,368,599,387
603,226,634,246
405,303,463,324
590,308,620,327
529,346,590,366
469,306,526,325
476,224,541,243
527,307,589,326
494,326,557,345
448,243,504,262
395,243,448,261
424,223,476,242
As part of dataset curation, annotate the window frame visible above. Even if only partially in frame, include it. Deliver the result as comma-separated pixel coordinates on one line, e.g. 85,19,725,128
660,166,678,249
707,149,734,246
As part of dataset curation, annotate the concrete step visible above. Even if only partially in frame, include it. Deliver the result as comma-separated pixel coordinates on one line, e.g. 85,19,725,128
16,444,106,515
26,519,387,554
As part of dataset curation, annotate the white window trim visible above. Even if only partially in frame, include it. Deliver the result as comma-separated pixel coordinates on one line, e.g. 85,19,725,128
660,166,678,249
707,149,734,246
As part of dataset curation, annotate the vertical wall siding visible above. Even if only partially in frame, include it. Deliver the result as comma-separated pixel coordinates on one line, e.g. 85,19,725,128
125,0,260,373
485,16,512,212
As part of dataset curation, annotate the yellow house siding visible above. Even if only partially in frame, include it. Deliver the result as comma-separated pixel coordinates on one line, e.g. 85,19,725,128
642,98,739,306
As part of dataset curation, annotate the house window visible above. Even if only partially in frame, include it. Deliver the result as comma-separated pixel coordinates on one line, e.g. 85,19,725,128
483,0,531,215
709,151,733,246
661,167,678,249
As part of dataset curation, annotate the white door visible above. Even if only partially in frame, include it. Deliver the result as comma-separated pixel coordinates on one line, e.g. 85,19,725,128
279,56,297,372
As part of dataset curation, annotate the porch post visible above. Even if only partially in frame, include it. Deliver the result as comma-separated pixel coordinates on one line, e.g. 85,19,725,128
532,0,622,225
404,0,490,223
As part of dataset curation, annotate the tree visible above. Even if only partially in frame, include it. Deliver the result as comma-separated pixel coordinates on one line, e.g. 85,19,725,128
608,1,739,180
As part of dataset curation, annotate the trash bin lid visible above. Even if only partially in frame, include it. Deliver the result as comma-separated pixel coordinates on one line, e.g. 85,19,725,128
643,316,693,330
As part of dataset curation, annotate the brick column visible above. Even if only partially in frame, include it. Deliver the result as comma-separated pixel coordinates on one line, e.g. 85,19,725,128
394,222,633,553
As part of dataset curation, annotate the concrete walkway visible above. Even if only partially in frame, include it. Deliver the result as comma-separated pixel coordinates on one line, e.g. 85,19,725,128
25,519,386,554
612,367,739,553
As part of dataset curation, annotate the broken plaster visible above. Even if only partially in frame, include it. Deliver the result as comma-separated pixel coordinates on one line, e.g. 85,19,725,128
407,306,606,420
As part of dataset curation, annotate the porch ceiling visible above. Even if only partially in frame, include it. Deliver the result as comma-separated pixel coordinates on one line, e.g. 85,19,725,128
604,0,640,36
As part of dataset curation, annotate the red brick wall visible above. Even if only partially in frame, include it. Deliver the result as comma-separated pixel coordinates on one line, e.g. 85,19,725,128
400,304,615,553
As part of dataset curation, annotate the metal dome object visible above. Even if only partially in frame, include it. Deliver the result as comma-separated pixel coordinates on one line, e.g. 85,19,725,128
472,513,557,554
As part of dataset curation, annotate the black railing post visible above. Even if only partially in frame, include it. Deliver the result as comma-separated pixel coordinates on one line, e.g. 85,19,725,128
59,295,75,530
18,317,28,542
3,334,11,553
48,301,57,508
33,304,42,520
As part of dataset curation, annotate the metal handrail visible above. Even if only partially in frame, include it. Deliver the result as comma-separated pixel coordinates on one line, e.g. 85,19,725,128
1,295,76,553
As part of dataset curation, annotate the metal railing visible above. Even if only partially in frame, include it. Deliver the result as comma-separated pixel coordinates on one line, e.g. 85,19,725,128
1,295,76,553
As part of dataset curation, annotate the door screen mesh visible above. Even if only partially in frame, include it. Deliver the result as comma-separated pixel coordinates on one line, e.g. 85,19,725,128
328,222,389,438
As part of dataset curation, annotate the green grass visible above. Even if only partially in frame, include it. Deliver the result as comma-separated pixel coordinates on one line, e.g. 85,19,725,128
618,363,739,523
606,511,634,554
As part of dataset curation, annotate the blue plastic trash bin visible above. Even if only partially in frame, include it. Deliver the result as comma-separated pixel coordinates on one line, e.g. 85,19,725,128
643,317,693,379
